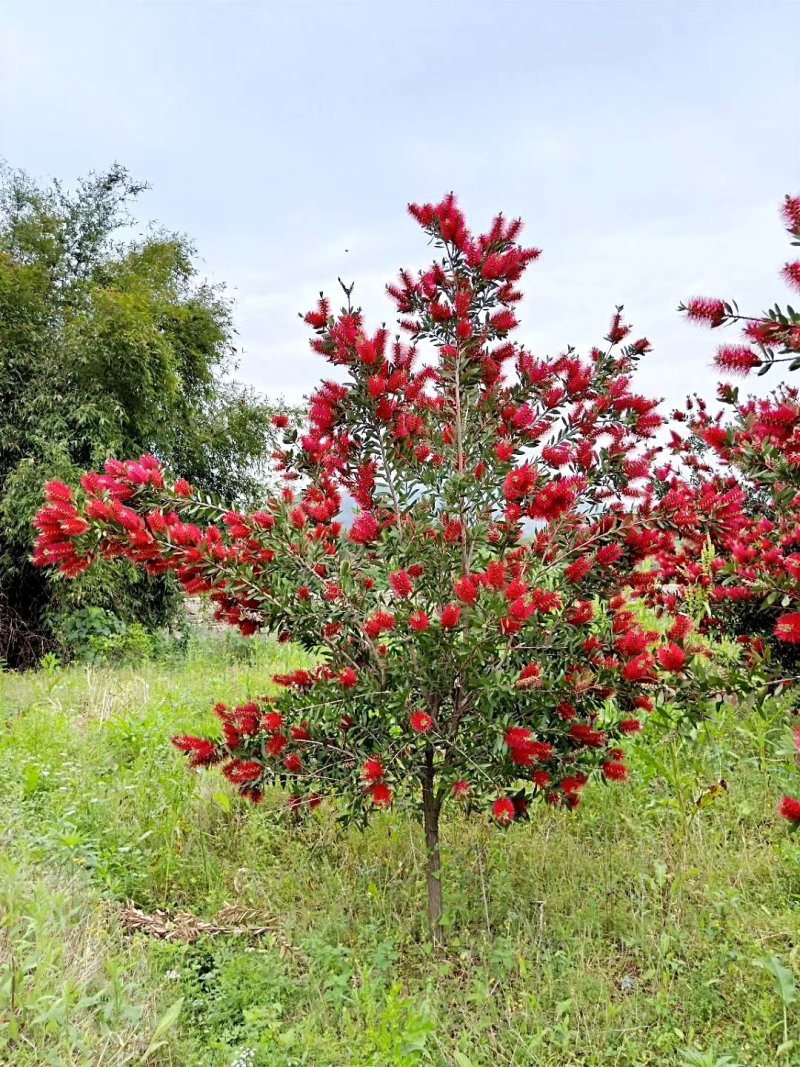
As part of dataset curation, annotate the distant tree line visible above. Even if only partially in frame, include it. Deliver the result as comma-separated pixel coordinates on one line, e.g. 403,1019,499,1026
0,163,294,668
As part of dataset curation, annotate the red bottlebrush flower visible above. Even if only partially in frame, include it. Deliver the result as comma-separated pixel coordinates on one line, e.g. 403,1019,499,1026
775,612,800,643
685,297,726,327
350,512,380,544
390,569,414,598
364,611,396,638
291,723,311,741
533,769,552,789
565,557,592,583
266,733,289,758
602,761,629,782
43,479,73,503
440,602,462,628
778,796,800,824
453,575,479,605
782,196,800,232
657,643,687,672
223,759,263,785
262,711,284,732
363,757,385,783
505,726,533,749
619,718,642,734
516,663,542,689
172,735,220,767
567,600,594,625
714,345,762,376
783,262,800,292
493,797,516,824
504,464,536,502
621,653,657,682
409,709,433,734
408,610,430,632
452,779,471,797
338,667,358,689
271,413,290,428
173,478,193,496
370,783,394,808
570,723,607,748
283,753,303,773
595,543,623,567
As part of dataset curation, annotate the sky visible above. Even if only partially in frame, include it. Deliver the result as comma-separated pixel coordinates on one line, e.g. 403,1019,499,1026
1,0,799,411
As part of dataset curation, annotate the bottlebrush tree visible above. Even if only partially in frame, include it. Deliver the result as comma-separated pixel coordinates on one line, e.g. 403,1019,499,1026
665,196,800,655
34,194,699,944
660,195,800,825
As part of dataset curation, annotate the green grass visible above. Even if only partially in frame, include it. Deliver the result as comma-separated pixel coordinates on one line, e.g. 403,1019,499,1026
2,636,800,1066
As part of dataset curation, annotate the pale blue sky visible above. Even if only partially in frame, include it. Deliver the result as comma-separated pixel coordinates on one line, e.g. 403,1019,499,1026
2,0,798,407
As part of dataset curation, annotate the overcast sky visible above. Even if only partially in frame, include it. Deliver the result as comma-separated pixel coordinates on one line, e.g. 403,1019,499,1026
2,0,799,410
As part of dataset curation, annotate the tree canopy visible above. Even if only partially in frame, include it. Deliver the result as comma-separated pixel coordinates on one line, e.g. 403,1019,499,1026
0,163,284,667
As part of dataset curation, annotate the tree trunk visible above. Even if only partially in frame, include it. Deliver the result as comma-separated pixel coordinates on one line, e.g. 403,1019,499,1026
422,750,444,947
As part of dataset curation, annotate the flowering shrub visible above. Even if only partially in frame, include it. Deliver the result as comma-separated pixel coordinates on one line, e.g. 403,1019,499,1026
34,195,698,943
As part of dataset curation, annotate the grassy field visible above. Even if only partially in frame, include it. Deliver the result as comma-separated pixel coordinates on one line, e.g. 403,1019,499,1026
2,637,800,1067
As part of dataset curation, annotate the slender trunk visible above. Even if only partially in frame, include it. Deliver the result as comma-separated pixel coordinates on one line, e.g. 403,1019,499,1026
421,748,444,947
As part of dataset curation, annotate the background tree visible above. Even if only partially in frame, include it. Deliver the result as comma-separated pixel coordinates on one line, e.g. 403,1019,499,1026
34,194,702,945
0,163,289,667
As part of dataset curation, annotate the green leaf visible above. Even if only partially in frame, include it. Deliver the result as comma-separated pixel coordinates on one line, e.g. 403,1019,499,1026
756,955,796,1006
139,996,184,1062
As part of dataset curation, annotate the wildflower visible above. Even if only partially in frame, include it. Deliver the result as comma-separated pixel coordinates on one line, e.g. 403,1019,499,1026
778,796,800,824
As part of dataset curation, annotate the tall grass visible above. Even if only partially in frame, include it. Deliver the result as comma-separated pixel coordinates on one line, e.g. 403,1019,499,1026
1,634,799,1065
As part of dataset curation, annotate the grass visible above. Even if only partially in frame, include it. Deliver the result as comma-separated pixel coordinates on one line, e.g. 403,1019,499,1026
2,635,800,1066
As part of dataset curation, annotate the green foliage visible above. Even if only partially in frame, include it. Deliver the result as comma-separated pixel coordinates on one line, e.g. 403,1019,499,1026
3,640,800,1064
0,162,291,668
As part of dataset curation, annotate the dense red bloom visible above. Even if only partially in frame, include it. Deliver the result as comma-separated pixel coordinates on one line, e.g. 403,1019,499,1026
440,602,462,628
714,345,762,376
223,759,262,785
569,724,606,748
685,297,726,328
370,783,394,808
618,719,642,734
493,797,516,824
390,569,414,597
409,709,434,734
364,611,396,638
349,512,380,544
283,753,303,773
775,612,800,643
601,761,629,782
453,575,479,605
338,667,359,688
778,796,800,824
452,779,471,797
266,733,289,758
363,757,385,783
172,735,220,767
657,643,687,671
408,610,430,632
783,262,800,292
516,663,542,689
262,711,284,732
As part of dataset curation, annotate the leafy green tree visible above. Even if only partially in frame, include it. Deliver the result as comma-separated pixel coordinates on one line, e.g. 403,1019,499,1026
0,163,287,667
